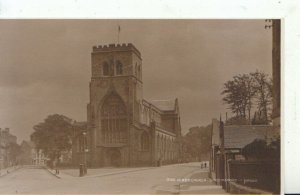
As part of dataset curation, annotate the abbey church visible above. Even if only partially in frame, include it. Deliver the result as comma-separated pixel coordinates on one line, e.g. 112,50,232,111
72,43,182,167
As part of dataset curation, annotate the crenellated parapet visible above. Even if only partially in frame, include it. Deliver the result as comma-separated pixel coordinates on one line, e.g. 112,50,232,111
92,43,141,58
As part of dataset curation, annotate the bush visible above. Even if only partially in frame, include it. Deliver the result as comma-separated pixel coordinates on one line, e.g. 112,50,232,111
226,116,250,125
242,138,280,160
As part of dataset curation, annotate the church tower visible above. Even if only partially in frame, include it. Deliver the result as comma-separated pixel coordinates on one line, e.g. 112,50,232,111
87,43,143,167
76,42,182,168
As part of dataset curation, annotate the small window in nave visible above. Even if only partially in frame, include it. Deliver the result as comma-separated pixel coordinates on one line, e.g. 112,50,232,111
141,131,150,151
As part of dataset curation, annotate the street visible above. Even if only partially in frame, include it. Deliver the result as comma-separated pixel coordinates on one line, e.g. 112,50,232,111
0,163,227,194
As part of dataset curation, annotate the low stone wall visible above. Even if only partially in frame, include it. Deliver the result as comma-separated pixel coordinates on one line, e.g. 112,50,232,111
228,160,280,193
210,171,216,181
228,181,274,194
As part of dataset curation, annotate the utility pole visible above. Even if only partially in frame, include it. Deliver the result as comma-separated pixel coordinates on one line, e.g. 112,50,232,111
272,20,281,129
79,131,88,177
83,131,88,175
219,114,225,189
265,19,281,132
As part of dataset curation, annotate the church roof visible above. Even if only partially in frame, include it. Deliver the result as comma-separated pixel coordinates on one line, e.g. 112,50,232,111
148,99,176,111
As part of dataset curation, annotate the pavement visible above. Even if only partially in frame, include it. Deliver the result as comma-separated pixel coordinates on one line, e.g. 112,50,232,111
59,166,156,179
179,169,229,194
0,162,229,194
153,165,228,194
0,166,21,177
44,167,67,179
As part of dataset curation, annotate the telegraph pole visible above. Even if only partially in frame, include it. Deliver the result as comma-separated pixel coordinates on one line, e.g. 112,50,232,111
272,20,281,125
265,19,281,194
219,114,225,189
83,131,87,175
265,19,281,131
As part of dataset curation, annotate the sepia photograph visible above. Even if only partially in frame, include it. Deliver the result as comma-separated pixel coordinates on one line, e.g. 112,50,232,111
0,19,280,194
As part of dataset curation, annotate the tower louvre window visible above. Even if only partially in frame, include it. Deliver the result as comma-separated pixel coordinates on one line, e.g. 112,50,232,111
103,62,109,76
116,61,123,75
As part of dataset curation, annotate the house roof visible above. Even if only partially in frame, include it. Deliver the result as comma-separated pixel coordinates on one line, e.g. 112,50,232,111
148,99,176,111
224,125,273,149
73,121,87,127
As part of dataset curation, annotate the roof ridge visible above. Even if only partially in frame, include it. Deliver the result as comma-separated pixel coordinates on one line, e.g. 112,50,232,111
143,99,176,111
149,99,175,101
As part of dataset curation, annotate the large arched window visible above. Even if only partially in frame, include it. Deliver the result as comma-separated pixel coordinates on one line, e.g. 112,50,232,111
116,61,123,75
100,94,127,144
141,131,150,151
103,62,109,76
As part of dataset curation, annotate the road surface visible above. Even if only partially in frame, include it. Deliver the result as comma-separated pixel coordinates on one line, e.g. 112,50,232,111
0,163,227,194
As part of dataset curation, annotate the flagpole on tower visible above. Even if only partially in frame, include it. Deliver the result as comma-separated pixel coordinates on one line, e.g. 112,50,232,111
118,25,121,44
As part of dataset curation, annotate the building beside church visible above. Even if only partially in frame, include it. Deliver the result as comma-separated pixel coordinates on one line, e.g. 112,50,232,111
0,128,17,169
72,43,182,167
209,119,274,184
18,141,47,166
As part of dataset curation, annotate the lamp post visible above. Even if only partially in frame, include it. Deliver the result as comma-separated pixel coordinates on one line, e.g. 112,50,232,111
79,131,88,177
82,131,88,175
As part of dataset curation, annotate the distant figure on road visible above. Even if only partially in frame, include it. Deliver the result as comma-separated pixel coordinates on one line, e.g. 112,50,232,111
53,159,59,175
204,162,207,168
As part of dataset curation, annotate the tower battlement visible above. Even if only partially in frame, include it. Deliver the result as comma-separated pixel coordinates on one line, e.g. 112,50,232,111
92,43,141,57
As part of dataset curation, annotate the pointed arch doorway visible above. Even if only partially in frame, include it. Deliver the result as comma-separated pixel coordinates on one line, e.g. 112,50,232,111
105,148,122,167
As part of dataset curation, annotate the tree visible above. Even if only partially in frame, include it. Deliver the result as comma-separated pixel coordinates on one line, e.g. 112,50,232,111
30,114,74,164
250,71,273,124
183,125,211,161
222,74,256,122
7,142,22,165
225,116,249,125
222,71,272,125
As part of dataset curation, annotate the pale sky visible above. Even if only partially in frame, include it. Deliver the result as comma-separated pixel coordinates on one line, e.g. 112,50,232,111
0,20,272,143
